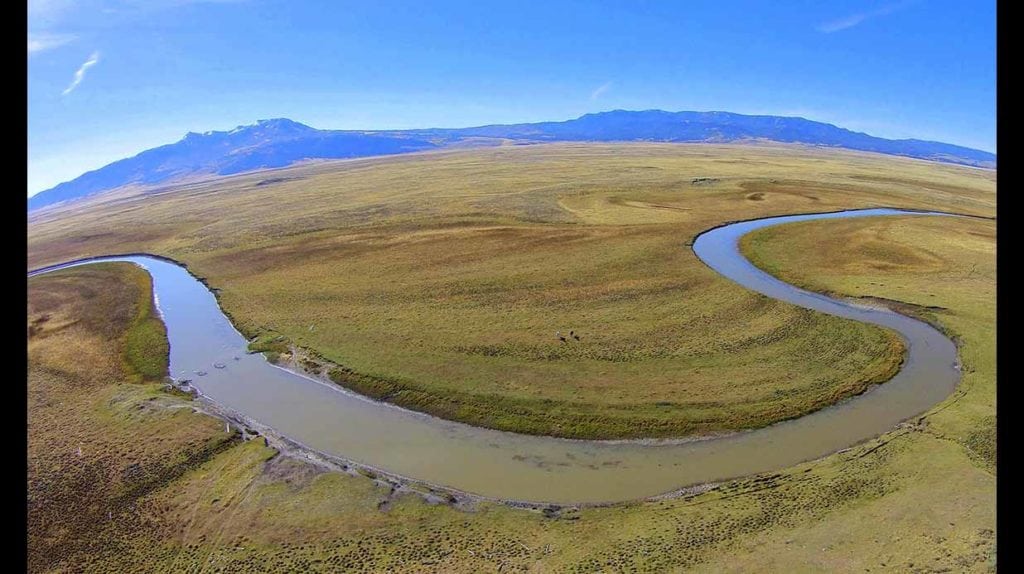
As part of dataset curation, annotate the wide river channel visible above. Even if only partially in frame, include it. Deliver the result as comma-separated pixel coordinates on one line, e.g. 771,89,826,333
28,208,960,504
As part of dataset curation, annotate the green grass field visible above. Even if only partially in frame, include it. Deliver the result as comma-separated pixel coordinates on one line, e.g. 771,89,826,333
27,207,995,572
25,143,996,438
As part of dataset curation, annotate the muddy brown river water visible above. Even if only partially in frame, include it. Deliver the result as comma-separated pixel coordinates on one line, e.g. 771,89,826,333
28,208,960,504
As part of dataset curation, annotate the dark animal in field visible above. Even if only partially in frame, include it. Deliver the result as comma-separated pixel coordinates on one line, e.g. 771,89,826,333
571,331,580,341
555,331,567,343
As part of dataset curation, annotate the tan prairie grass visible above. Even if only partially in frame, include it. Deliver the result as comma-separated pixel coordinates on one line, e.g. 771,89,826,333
27,264,238,573
26,143,996,438
742,215,997,471
25,214,995,572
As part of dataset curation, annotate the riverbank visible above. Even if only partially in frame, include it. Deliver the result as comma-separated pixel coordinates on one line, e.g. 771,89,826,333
177,373,725,511
31,144,991,441
31,246,903,443
26,209,964,505
27,220,995,571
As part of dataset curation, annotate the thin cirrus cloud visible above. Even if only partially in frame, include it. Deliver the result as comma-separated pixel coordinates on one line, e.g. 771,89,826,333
61,51,101,96
590,81,613,101
816,1,916,33
27,33,75,55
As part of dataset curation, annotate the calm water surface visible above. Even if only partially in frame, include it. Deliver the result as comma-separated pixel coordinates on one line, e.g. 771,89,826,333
28,208,959,504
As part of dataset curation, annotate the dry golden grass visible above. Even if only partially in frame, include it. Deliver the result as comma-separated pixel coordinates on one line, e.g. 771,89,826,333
26,214,996,571
742,215,997,472
26,143,996,438
27,264,238,573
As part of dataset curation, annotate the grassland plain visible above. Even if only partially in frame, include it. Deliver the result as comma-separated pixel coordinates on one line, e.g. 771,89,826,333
741,215,997,472
27,264,239,572
27,212,994,572
26,143,996,439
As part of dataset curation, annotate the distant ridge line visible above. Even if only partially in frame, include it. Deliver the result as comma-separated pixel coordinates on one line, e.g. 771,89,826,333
28,110,995,212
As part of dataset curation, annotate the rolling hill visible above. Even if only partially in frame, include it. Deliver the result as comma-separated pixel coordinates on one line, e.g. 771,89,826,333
28,110,996,211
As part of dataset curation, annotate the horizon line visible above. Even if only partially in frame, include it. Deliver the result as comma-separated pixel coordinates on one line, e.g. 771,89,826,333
27,108,996,198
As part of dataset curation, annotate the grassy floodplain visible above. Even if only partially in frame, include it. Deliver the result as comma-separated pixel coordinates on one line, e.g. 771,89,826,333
26,143,996,439
27,208,995,571
741,214,997,471
27,264,238,572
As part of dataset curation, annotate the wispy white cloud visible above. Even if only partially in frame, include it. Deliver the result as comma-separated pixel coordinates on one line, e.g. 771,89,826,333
590,81,613,101
27,32,75,55
816,1,916,33
30,0,244,55
123,0,251,7
30,0,244,18
62,51,101,96
818,13,869,33
28,0,76,19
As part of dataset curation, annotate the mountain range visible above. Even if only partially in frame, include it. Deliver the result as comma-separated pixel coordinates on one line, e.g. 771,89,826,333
28,110,996,211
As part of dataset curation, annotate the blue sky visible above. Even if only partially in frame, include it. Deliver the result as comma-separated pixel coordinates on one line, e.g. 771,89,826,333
27,0,996,197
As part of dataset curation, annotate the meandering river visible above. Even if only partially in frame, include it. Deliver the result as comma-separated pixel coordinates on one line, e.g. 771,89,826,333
28,208,960,504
